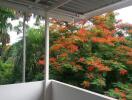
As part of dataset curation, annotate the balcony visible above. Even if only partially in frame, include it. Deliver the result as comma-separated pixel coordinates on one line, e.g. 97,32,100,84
0,80,116,100
0,0,131,100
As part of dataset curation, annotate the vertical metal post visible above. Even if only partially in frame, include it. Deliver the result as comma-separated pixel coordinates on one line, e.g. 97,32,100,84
44,12,49,100
22,13,26,83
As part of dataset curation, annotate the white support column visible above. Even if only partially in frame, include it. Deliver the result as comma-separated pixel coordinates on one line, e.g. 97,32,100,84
22,13,26,83
44,12,50,100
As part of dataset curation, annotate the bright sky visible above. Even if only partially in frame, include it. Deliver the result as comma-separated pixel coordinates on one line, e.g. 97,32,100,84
115,5,132,23
8,15,36,44
9,5,132,44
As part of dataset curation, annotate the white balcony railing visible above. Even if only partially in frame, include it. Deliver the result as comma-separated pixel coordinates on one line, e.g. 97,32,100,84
0,80,116,100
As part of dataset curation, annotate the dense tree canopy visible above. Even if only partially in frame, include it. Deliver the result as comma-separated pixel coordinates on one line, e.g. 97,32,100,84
48,13,132,100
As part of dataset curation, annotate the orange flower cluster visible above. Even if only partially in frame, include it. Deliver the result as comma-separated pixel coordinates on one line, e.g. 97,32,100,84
118,45,132,52
92,37,114,45
93,16,102,20
78,28,87,34
93,16,106,23
38,59,45,65
126,60,132,65
66,44,78,53
51,35,79,53
96,25,114,35
86,57,111,72
59,52,68,58
92,36,125,45
71,35,87,43
114,88,126,100
50,44,63,51
50,57,56,63
50,28,90,53
94,63,110,72
77,28,92,41
117,45,132,58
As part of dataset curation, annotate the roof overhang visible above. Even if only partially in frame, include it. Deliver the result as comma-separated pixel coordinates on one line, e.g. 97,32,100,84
0,0,132,21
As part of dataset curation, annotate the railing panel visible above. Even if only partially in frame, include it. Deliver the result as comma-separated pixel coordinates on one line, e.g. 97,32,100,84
0,81,44,100
52,80,116,100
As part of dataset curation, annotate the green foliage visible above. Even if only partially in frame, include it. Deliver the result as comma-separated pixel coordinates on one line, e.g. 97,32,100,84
107,83,132,100
25,27,45,81
0,58,14,84
0,7,14,45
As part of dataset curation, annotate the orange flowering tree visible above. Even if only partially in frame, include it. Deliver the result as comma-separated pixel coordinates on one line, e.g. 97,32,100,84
45,12,132,100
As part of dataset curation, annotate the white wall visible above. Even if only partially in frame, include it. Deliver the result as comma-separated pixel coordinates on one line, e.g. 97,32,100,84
52,80,117,100
0,81,44,100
